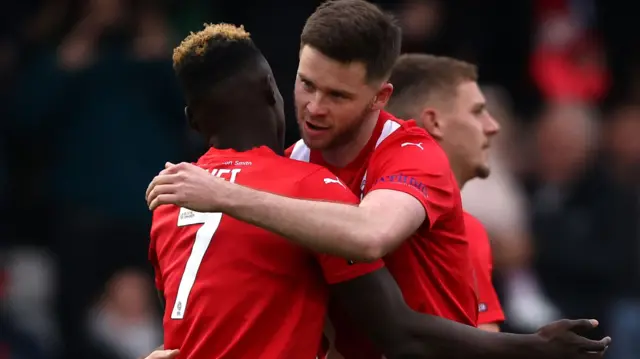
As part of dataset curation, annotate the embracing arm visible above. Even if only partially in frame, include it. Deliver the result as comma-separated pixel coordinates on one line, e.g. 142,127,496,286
217,185,424,261
333,268,514,359
333,269,607,359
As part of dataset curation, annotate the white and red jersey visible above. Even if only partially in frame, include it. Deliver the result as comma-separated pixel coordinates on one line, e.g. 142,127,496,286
287,111,477,359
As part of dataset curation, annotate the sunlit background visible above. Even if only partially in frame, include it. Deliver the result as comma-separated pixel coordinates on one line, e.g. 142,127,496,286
1,0,638,359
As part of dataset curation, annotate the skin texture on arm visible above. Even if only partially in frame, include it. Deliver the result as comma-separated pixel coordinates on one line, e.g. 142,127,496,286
334,268,609,359
216,185,425,261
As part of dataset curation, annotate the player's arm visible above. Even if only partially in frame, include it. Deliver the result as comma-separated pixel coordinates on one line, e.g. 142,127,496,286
224,135,454,261
148,136,446,261
223,185,422,261
333,268,608,359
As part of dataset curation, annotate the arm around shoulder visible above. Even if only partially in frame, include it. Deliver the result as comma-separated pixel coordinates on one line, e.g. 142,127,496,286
217,168,424,261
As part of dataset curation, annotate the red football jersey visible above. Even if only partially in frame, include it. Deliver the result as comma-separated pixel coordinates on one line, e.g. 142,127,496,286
288,111,478,359
149,146,383,359
465,212,505,325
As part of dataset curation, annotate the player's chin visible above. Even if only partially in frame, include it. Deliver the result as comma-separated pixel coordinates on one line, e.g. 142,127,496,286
475,164,491,179
301,133,332,150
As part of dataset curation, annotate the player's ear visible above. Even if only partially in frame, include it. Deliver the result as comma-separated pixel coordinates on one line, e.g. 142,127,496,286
185,106,199,131
419,108,443,140
263,75,276,106
371,82,393,111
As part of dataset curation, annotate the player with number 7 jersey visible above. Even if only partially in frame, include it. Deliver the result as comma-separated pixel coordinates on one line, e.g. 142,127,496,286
149,146,383,359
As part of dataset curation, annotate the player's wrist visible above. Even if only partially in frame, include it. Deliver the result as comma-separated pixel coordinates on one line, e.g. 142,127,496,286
493,333,545,359
211,176,238,211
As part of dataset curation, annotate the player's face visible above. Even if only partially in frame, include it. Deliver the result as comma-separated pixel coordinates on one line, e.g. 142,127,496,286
440,81,500,179
294,45,387,150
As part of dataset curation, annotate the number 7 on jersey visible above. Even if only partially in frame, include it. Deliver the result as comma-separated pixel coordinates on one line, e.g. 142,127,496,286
171,168,240,319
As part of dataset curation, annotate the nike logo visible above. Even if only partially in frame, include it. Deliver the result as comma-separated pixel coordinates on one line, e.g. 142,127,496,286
401,142,424,150
323,177,346,189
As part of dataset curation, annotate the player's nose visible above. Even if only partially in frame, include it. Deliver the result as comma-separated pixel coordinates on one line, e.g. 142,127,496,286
484,113,500,136
306,93,329,116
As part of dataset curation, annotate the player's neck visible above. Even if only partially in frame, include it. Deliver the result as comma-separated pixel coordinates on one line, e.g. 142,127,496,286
321,110,380,167
450,161,471,190
210,129,283,155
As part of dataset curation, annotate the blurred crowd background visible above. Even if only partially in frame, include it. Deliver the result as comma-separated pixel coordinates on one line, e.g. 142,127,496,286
0,0,638,358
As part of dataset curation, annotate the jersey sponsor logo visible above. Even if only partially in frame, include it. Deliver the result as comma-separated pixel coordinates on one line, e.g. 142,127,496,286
400,142,424,150
324,177,346,189
374,174,428,197
177,208,208,227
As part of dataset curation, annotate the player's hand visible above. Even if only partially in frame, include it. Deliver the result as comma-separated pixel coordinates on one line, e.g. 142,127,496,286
534,319,611,358
146,162,227,212
139,349,179,359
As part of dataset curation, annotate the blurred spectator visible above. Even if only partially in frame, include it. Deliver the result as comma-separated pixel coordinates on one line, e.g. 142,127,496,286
88,269,161,359
4,248,58,355
600,104,640,359
0,250,49,359
530,0,610,102
8,1,192,358
524,101,616,338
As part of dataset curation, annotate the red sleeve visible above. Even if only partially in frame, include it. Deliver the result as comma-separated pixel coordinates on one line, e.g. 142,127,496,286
475,252,505,325
367,129,457,229
296,167,384,284
466,215,505,325
149,214,164,292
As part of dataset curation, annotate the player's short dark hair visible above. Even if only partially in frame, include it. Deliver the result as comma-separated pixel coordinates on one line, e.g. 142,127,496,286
300,0,402,83
173,23,261,100
387,54,478,119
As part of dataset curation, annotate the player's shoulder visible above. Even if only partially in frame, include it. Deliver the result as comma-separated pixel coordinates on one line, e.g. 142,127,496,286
373,115,451,168
385,119,442,151
463,211,489,241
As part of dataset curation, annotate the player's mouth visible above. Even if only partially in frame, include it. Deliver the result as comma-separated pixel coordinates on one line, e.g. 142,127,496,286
304,121,330,134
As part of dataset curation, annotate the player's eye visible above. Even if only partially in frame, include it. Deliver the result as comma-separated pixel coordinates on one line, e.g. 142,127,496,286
472,105,485,116
301,79,315,92
329,91,348,100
